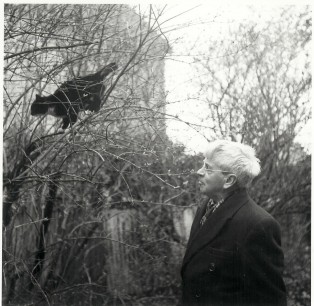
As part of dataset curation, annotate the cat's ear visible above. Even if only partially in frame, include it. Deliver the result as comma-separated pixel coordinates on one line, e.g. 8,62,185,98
35,94,41,100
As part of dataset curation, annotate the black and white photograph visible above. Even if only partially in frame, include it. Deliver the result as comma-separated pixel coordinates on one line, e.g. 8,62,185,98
2,3,311,306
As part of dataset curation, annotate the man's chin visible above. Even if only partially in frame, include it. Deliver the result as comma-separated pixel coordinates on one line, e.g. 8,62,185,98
199,186,207,195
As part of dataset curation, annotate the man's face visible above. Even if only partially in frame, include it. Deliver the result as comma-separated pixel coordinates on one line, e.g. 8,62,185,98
197,156,226,199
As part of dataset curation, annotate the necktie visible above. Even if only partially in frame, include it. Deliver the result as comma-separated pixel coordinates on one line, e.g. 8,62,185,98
200,198,223,226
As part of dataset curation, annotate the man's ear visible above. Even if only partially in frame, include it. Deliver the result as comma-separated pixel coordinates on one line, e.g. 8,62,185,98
223,174,237,189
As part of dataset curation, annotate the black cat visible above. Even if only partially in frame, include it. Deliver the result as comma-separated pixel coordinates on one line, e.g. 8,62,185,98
31,62,117,129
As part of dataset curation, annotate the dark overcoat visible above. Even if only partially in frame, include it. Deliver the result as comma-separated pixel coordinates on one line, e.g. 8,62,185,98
181,189,287,306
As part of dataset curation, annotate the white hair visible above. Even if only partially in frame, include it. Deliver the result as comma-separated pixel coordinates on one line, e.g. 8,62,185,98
204,140,261,188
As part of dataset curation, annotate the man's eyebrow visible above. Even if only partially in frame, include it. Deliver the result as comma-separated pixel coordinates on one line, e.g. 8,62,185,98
203,161,213,168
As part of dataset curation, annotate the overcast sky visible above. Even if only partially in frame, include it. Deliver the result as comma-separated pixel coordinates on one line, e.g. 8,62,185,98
157,4,312,154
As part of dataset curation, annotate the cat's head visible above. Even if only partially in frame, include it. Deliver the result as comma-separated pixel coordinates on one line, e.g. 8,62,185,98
30,94,49,116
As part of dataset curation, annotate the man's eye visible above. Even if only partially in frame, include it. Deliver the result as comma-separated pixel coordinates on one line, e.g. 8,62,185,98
204,164,211,170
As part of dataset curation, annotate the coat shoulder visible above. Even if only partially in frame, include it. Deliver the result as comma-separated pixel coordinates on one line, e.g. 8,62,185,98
238,196,278,223
231,196,281,242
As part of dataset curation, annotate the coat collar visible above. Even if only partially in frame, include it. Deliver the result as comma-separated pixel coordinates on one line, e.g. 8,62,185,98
182,189,249,270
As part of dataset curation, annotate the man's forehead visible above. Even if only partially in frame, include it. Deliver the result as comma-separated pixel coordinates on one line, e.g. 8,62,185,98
203,157,217,167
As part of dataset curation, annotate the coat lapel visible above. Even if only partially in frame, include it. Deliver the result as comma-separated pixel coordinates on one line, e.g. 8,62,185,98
185,200,207,250
182,189,249,270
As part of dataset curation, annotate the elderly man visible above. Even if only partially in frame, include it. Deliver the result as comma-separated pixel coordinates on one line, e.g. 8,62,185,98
181,140,287,306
